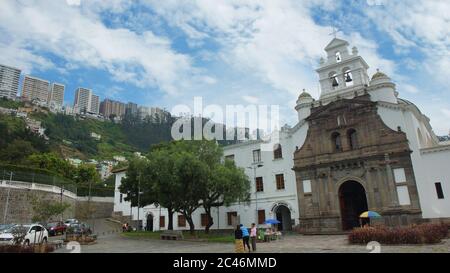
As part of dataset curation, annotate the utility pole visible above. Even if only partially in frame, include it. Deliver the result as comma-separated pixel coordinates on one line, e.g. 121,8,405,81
2,172,13,224
137,173,141,231
60,185,64,221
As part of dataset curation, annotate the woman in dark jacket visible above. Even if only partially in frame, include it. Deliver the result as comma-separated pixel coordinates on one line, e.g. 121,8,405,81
234,225,244,253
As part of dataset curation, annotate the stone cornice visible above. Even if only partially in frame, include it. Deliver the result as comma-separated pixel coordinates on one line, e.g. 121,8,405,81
420,144,450,155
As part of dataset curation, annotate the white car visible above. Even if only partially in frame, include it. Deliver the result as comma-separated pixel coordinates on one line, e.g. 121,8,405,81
64,219,79,227
0,224,48,246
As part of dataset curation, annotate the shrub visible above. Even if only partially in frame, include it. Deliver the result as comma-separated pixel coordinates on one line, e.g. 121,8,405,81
0,244,55,253
348,223,449,245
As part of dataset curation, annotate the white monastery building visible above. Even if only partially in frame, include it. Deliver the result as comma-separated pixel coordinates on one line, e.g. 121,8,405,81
113,38,450,233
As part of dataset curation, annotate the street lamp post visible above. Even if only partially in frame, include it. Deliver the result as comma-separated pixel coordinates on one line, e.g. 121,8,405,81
247,164,263,225
3,172,13,224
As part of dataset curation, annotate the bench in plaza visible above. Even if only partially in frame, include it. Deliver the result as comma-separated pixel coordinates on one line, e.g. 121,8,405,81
160,230,184,240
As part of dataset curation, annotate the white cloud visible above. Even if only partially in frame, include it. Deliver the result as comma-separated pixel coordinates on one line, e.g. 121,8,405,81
0,0,202,97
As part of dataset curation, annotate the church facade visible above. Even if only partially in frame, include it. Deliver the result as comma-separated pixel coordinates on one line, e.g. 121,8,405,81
113,38,450,233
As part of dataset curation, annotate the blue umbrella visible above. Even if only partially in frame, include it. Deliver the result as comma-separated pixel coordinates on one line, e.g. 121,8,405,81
264,219,280,224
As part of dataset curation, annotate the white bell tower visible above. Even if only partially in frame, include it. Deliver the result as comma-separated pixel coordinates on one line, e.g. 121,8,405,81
316,38,370,100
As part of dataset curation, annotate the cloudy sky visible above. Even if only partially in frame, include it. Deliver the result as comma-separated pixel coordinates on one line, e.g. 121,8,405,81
0,0,449,134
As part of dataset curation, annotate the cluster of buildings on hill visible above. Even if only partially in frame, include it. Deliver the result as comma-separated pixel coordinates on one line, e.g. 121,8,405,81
0,63,169,122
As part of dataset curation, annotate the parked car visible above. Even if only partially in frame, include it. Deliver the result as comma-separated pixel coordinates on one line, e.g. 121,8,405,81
0,224,48,246
67,223,92,235
64,219,79,227
46,221,66,236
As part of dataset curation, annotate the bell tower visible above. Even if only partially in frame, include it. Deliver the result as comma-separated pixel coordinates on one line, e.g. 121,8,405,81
316,38,370,100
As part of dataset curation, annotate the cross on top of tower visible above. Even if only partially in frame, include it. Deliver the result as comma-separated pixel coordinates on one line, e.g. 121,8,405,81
329,25,339,38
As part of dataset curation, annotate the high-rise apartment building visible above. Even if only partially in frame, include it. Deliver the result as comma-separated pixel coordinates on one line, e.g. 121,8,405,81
74,87,92,113
90,94,100,114
126,102,138,116
100,99,126,118
0,64,21,100
48,83,65,106
21,75,50,103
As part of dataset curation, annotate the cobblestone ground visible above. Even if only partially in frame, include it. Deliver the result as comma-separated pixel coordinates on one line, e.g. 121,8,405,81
54,221,450,253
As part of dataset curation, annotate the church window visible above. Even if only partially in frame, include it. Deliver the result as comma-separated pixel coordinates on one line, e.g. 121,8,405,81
335,52,342,63
435,182,444,199
303,180,312,193
256,177,264,192
276,174,285,190
227,212,237,226
393,168,406,183
348,129,358,149
225,154,235,162
119,194,123,203
253,149,261,163
258,210,266,225
332,132,342,152
397,185,411,205
273,144,283,159
200,213,209,227
178,215,186,227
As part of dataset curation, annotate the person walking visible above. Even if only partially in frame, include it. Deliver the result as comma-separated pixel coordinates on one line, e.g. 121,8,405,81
240,224,251,252
234,225,244,253
250,223,257,252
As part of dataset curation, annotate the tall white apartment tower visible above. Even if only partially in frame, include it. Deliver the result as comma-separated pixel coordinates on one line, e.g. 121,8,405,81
90,94,100,114
0,64,21,100
49,83,65,106
21,75,50,103
74,87,92,113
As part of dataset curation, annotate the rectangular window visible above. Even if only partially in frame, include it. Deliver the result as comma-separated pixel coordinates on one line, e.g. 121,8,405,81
435,182,444,199
276,174,285,190
201,213,209,227
253,149,261,163
225,154,235,162
119,194,123,203
178,215,186,227
159,216,165,228
258,210,265,225
397,186,411,205
393,168,406,183
256,177,264,192
227,212,237,226
303,180,312,193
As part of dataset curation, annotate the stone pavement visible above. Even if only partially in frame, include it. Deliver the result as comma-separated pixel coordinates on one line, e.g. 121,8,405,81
55,232,450,253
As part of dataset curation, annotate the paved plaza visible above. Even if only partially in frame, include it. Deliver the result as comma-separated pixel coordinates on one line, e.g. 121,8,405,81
53,220,450,253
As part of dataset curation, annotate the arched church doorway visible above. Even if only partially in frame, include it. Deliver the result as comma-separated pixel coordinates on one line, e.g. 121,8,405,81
146,213,153,231
338,181,368,230
274,205,292,231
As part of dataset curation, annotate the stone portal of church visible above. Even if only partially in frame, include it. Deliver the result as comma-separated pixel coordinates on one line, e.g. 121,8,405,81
339,181,368,230
293,94,422,233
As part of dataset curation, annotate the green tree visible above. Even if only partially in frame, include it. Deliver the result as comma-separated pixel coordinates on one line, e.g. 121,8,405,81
30,195,71,224
173,152,209,234
27,152,76,180
0,139,36,164
74,163,100,184
202,159,250,233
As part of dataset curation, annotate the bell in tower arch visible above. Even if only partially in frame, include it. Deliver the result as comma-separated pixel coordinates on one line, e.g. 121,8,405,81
332,76,339,87
345,72,352,82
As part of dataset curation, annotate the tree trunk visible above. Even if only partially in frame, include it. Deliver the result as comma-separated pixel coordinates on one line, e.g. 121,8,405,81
185,215,195,235
204,206,214,234
167,209,174,230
